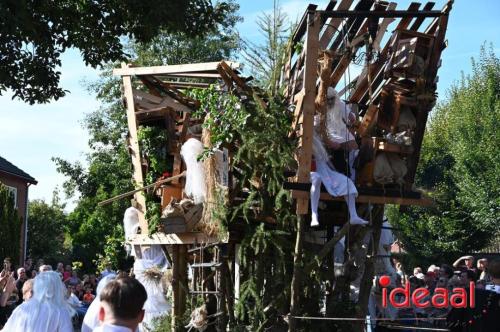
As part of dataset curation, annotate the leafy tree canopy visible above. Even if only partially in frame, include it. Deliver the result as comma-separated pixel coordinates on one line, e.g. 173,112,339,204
27,191,71,265
0,0,236,104
0,182,21,263
388,45,500,266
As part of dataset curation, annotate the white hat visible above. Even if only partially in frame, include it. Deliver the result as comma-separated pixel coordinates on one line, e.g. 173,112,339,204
415,272,425,280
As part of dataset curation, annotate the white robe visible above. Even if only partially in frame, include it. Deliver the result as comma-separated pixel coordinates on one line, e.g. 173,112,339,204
1,298,73,332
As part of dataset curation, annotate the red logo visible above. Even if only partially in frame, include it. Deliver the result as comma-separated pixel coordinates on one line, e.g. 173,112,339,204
379,275,475,308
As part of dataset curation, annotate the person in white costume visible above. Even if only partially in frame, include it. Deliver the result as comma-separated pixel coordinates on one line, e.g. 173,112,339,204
1,271,74,332
133,245,171,330
324,87,359,182
310,131,368,227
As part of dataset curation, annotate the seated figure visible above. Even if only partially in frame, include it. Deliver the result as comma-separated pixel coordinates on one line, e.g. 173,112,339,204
310,130,367,227
323,87,359,181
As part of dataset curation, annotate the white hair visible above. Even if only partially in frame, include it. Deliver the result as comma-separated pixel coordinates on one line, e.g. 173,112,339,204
33,271,73,313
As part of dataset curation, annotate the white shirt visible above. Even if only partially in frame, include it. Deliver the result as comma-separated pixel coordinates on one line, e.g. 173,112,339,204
92,323,134,332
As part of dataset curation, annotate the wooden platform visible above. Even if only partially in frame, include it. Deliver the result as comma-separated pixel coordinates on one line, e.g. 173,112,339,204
128,232,221,245
285,182,433,206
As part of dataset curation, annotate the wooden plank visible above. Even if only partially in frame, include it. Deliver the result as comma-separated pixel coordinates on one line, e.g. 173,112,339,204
349,2,423,104
113,61,240,76
289,90,305,137
121,64,148,235
406,7,451,187
171,245,180,332
296,12,320,215
291,190,433,206
133,89,193,113
319,10,441,18
409,2,435,31
319,0,354,49
291,4,318,44
127,232,220,245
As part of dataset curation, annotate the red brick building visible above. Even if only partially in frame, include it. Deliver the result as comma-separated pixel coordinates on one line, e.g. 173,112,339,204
0,156,37,264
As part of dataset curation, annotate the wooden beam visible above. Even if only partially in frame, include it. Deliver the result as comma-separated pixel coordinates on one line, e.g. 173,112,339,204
291,190,433,206
113,61,240,76
127,232,220,245
319,0,354,49
121,64,148,235
291,4,318,44
296,12,320,215
409,2,436,31
319,10,442,18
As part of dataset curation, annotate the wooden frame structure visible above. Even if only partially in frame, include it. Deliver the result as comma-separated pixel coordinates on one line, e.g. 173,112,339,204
284,1,452,330
283,0,453,215
114,61,248,330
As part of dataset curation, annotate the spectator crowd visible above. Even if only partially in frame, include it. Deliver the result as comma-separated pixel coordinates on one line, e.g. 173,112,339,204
0,257,146,331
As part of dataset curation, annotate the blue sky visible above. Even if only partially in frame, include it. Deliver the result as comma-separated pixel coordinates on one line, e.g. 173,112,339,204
0,0,498,210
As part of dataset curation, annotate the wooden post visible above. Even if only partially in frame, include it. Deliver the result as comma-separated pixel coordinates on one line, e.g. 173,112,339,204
171,245,180,332
171,245,187,332
295,11,320,215
121,63,148,235
354,205,384,332
290,12,320,332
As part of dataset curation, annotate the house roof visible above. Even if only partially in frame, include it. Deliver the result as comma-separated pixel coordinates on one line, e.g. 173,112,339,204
0,156,37,184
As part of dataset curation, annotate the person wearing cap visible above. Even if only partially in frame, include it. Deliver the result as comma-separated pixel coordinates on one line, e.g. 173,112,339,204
453,255,478,280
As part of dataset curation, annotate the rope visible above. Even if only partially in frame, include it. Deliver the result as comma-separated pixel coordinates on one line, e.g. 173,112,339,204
291,316,446,321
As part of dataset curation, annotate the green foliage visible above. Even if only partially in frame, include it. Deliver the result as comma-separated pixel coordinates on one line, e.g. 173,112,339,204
0,0,237,104
388,46,500,266
241,0,291,96
26,192,70,265
0,182,21,263
193,81,297,330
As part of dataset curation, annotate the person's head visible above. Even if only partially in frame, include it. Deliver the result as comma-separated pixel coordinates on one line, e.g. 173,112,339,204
36,258,44,267
85,287,92,294
464,256,474,268
3,257,12,270
488,258,500,281
24,258,32,268
17,267,26,280
436,276,448,288
90,274,97,282
65,264,72,272
57,262,64,271
440,264,454,279
98,277,147,330
75,283,83,292
72,270,78,278
477,258,488,271
33,271,68,306
39,264,52,272
22,278,34,301
413,267,422,275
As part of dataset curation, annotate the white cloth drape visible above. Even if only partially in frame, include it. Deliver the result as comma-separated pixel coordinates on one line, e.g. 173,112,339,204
1,298,73,332
180,138,206,204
